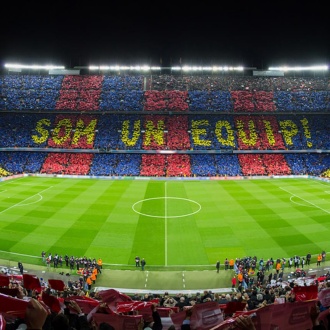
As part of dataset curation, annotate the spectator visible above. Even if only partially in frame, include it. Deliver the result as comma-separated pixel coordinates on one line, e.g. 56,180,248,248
235,314,256,330
25,298,49,330
135,256,140,267
141,258,146,271
164,297,177,308
232,276,237,290
216,260,220,273
175,296,189,311
18,261,24,275
143,303,163,330
181,308,192,330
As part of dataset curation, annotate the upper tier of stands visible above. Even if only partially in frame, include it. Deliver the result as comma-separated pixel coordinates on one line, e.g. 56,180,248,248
0,74,329,112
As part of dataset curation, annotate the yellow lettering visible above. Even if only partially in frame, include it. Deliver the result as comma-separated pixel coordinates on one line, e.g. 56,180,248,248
121,120,141,146
52,119,72,145
144,120,165,145
32,118,50,144
72,119,97,145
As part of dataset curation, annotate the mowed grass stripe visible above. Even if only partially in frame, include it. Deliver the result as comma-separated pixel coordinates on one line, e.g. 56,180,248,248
208,181,287,258
0,179,67,253
183,181,244,265
2,178,95,255
204,181,279,261
130,181,166,266
280,181,330,218
48,180,119,257
166,182,207,266
89,181,145,264
224,180,314,258
262,179,327,225
274,179,330,253
268,179,330,248
9,178,98,256
237,179,326,257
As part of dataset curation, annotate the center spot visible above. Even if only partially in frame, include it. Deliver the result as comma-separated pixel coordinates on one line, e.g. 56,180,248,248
132,197,201,218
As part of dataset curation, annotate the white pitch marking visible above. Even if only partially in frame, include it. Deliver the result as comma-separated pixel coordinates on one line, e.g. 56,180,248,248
280,186,330,214
0,186,53,214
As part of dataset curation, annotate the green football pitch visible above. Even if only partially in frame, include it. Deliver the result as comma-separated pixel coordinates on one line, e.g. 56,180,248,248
0,176,329,272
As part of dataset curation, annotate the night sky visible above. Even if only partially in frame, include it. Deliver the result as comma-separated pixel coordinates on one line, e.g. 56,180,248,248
1,1,329,70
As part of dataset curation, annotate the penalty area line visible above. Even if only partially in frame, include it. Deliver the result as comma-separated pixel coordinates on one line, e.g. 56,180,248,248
280,186,330,214
0,186,53,214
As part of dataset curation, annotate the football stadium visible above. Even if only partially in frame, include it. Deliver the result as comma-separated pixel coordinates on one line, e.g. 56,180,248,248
1,65,330,329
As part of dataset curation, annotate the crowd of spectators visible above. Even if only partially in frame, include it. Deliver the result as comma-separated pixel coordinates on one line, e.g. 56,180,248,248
1,253,330,330
2,74,330,329
147,74,330,93
0,74,330,178
1,74,330,112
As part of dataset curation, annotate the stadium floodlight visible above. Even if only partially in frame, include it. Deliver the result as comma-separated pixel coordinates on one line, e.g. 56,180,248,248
173,65,245,72
88,65,161,71
268,65,328,72
99,66,111,70
89,66,100,70
4,63,65,70
214,66,243,71
182,66,203,71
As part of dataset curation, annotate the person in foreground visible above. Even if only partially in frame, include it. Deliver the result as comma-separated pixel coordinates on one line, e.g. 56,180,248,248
143,303,163,330
19,290,330,330
25,298,48,330
235,315,256,330
310,302,328,330
180,308,192,330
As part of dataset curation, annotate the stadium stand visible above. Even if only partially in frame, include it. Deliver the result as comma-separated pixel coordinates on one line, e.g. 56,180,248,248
0,73,330,178
1,72,330,329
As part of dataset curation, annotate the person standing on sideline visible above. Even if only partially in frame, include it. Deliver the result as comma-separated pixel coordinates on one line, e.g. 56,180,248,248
216,261,220,273
301,257,305,269
322,251,326,263
306,252,311,265
97,258,103,270
141,258,146,271
86,276,92,291
135,256,140,267
46,256,51,270
224,258,229,270
232,275,237,290
229,258,234,270
18,262,24,275
317,254,322,266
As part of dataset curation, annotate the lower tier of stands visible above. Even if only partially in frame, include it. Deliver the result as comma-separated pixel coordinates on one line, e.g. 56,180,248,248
1,152,330,177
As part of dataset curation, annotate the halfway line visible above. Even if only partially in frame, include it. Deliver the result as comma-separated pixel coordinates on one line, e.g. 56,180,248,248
164,182,168,266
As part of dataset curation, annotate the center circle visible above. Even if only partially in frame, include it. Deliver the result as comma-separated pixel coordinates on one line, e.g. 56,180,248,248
132,197,201,218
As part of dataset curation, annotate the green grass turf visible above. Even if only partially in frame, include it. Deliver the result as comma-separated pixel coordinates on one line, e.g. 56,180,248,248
0,176,329,276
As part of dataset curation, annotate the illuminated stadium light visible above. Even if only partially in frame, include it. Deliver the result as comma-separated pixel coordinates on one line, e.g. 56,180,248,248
213,66,244,71
4,63,65,70
89,66,101,70
174,65,244,72
268,65,328,72
89,65,161,71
